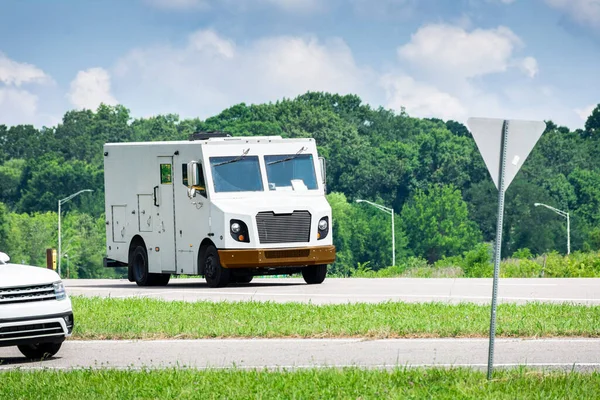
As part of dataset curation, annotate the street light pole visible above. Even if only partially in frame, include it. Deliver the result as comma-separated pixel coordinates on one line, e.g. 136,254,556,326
534,202,570,255
355,199,395,266
58,189,93,277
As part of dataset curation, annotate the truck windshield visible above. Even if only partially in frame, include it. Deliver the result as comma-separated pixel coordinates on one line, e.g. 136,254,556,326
265,154,318,190
210,156,264,192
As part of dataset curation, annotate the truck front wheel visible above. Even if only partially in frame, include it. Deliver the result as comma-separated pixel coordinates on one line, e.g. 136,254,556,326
203,245,230,288
302,264,327,284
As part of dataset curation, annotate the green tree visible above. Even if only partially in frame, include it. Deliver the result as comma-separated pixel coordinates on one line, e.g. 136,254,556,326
0,159,26,207
584,104,600,139
5,212,56,267
401,184,481,263
0,202,9,251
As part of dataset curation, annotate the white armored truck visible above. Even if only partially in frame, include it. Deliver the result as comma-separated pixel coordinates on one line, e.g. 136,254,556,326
103,132,336,287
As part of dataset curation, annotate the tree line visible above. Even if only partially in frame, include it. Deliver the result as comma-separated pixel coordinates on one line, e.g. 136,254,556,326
1,93,600,277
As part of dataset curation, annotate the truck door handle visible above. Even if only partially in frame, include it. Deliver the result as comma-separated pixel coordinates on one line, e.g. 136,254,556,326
153,186,159,206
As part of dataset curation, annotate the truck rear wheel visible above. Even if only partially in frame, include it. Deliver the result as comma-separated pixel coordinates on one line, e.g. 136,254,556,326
203,245,230,288
302,264,327,284
18,342,62,359
131,245,170,286
131,245,151,286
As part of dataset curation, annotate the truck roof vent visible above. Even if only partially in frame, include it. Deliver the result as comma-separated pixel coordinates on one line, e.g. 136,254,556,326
188,131,232,141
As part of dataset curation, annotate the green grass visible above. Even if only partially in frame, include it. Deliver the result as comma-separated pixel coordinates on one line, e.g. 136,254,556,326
1,367,599,399
71,297,600,339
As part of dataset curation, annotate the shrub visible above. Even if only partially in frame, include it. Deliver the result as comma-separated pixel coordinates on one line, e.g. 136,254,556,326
461,242,493,277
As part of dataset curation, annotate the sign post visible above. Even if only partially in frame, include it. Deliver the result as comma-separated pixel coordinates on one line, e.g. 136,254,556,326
467,117,546,380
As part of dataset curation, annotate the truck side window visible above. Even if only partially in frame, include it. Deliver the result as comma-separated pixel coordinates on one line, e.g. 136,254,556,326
181,164,188,186
182,163,207,197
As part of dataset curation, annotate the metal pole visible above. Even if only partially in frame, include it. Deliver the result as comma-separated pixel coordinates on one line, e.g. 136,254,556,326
391,211,395,266
487,119,509,380
58,200,61,277
567,213,570,255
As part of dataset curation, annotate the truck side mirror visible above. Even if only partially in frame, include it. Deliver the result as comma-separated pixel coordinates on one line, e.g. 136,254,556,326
319,157,327,193
187,161,200,187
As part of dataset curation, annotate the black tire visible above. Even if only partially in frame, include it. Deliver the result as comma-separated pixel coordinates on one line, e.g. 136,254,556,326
18,342,62,359
203,245,230,288
302,264,327,284
131,245,152,286
232,274,253,284
153,273,171,286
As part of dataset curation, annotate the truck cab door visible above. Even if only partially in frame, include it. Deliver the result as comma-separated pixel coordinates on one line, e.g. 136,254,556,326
155,156,177,273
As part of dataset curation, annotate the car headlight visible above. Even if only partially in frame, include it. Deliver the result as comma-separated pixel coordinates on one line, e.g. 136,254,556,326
53,281,66,301
231,222,241,234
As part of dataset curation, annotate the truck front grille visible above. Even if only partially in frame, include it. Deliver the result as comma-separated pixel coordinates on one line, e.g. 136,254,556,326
256,211,311,244
0,321,64,342
0,284,55,305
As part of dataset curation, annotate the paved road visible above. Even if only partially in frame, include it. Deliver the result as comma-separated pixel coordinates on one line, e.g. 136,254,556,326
64,277,600,305
1,338,599,371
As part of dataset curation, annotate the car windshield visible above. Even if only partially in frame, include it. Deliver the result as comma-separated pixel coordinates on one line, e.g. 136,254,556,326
265,154,318,190
209,156,264,192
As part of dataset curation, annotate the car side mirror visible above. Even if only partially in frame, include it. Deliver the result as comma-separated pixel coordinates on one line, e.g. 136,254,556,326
0,252,10,264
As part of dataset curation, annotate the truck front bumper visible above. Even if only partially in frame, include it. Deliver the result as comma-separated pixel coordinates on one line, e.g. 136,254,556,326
218,245,336,269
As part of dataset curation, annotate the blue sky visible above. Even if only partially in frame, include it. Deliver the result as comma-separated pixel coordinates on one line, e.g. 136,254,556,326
1,0,599,129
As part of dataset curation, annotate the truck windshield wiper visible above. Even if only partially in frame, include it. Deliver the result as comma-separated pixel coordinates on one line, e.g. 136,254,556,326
213,148,250,167
267,147,307,166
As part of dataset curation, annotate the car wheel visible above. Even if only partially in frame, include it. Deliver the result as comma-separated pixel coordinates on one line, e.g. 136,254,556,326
203,245,230,288
18,342,62,359
302,264,327,284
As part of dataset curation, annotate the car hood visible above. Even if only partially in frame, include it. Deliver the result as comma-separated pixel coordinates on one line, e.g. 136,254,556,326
0,263,60,288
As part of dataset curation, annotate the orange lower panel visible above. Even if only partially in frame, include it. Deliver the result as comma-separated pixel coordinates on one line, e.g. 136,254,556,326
218,245,336,269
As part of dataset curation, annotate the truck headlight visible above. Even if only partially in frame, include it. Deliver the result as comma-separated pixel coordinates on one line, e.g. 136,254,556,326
53,281,67,301
317,217,329,240
318,219,328,231
230,219,250,243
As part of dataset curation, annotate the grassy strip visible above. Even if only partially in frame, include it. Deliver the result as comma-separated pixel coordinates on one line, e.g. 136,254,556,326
71,297,600,339
1,367,599,399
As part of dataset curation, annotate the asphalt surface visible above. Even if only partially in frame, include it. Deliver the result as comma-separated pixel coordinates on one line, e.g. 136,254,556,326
1,338,599,371
64,277,600,305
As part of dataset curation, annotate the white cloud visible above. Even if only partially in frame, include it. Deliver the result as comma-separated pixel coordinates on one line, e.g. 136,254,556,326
112,29,373,119
380,74,468,121
143,0,209,10
519,56,539,78
0,87,39,126
545,0,600,30
0,52,50,87
398,24,524,80
188,30,235,58
575,104,596,121
68,67,117,110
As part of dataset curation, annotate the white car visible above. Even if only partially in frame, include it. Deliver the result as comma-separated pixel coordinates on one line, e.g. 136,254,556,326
0,252,73,359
